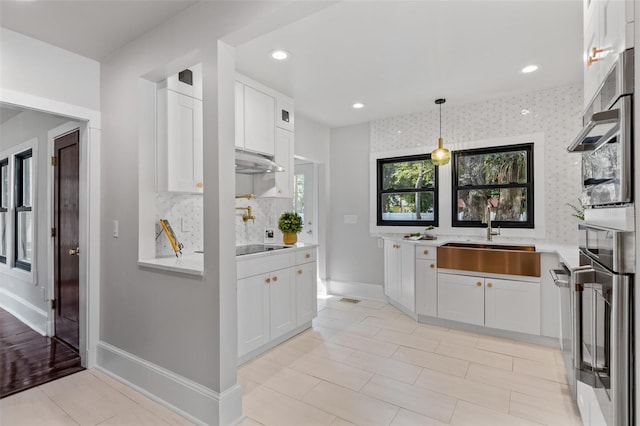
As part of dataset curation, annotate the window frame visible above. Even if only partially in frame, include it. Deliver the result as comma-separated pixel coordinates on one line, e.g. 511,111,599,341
0,158,8,264
451,143,534,229
376,153,439,227
14,149,33,271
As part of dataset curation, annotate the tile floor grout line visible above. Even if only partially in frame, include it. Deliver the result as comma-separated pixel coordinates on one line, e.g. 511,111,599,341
38,385,82,426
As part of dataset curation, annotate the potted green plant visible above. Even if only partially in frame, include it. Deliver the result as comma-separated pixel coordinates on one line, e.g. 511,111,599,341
278,212,303,245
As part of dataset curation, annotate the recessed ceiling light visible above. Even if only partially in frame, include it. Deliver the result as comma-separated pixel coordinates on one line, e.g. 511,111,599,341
521,65,539,74
521,109,531,115
352,102,365,109
270,50,289,61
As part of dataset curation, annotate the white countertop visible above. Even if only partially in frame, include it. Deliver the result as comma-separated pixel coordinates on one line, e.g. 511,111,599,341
138,243,319,275
380,235,580,269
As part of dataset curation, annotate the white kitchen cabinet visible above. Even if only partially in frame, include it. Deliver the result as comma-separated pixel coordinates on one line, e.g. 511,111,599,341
437,273,485,326
296,261,317,326
237,273,270,356
485,277,540,335
415,245,437,317
235,82,275,156
269,267,296,340
253,128,294,198
156,87,203,193
583,0,634,106
384,241,415,311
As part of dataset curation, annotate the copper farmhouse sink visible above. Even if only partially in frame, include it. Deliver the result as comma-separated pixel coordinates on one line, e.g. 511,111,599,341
437,242,540,277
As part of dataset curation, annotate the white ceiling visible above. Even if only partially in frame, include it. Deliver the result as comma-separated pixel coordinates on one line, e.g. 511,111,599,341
0,1,583,128
0,0,197,60
236,1,583,128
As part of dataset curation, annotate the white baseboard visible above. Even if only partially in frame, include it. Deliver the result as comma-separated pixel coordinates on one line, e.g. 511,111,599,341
96,341,242,425
326,280,385,301
0,288,48,335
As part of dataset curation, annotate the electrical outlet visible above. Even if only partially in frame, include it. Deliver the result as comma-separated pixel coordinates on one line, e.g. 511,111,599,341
113,220,119,238
377,238,384,248
264,229,275,243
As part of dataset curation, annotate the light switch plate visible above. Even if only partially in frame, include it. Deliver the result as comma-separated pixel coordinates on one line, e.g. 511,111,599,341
112,220,119,238
264,228,275,243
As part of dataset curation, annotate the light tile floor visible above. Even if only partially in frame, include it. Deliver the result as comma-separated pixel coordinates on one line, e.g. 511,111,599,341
1,296,582,426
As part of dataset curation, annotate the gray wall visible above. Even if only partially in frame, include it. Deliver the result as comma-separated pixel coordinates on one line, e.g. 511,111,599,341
328,122,383,286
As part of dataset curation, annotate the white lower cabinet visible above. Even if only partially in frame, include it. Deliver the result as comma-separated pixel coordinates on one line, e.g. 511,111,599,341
384,241,415,311
415,246,437,317
438,272,541,335
296,261,317,326
485,277,540,335
437,273,485,325
237,273,270,356
237,247,317,360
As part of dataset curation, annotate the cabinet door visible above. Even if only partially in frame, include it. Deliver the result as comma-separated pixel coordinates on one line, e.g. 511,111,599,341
437,273,484,325
485,278,540,335
243,85,275,156
296,261,316,326
399,242,415,311
599,0,628,75
234,81,245,149
583,7,601,107
269,267,296,340
253,128,294,198
416,259,437,317
237,274,270,357
384,241,400,301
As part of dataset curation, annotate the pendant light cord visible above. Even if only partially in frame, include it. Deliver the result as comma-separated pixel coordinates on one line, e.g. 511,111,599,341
439,102,442,138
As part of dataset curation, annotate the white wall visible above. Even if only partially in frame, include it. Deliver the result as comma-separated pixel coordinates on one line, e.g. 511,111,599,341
328,122,384,289
0,28,100,111
0,110,69,333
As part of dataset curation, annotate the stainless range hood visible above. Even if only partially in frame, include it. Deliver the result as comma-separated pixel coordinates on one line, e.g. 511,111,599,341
235,150,284,174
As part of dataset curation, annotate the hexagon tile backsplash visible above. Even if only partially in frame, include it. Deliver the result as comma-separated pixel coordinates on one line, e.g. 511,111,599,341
371,84,583,245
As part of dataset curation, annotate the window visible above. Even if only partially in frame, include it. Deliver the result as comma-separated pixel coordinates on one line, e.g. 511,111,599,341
0,159,8,264
452,143,533,228
293,172,305,224
15,150,33,271
377,154,438,226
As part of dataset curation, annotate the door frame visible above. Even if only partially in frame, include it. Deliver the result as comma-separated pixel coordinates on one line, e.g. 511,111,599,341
0,88,102,369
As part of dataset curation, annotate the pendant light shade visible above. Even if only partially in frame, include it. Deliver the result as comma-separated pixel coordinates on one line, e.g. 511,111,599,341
431,98,450,166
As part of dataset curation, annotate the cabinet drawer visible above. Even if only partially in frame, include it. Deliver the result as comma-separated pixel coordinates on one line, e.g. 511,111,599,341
237,252,294,279
296,248,316,265
415,246,436,260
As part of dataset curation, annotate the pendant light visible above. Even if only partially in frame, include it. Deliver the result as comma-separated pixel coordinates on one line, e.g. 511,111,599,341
431,98,451,166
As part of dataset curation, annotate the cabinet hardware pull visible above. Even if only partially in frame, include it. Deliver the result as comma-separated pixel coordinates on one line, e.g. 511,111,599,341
430,264,435,269
196,182,203,188
592,47,605,56
487,283,493,288
265,278,271,284
424,249,429,255
476,282,482,287
298,270,303,274
305,253,311,259
273,276,278,282
587,55,599,67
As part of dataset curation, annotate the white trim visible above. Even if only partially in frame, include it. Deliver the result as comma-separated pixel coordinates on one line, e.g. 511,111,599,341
96,341,243,426
326,279,386,301
0,89,101,369
0,287,47,335
370,132,546,240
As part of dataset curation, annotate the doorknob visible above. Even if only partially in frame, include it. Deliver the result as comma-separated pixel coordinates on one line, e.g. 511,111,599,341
68,247,80,255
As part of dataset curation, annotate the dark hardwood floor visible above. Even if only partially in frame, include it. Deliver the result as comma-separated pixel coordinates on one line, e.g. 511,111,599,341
0,308,83,398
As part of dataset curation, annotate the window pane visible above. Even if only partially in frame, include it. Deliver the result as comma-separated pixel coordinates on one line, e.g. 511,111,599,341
1,163,8,209
17,210,33,264
457,150,528,186
382,159,435,190
381,191,435,221
22,156,32,208
456,188,528,222
0,212,6,260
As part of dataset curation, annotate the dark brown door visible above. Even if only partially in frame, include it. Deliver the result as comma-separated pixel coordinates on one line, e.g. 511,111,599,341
54,130,80,350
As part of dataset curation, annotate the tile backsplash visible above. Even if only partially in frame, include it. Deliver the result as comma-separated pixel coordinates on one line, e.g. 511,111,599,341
371,84,583,244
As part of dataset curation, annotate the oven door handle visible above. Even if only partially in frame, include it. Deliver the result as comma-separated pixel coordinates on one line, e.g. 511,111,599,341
573,266,596,288
550,269,570,288
567,108,619,152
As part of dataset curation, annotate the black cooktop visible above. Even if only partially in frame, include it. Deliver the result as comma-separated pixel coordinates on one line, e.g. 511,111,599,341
236,244,291,256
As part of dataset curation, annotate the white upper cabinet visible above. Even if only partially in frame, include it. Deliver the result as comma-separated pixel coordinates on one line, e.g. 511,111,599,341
156,82,204,194
583,0,634,106
253,128,294,198
235,76,276,156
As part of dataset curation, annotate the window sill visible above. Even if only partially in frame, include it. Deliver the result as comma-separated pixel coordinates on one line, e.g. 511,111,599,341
0,263,35,284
